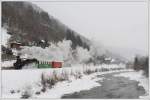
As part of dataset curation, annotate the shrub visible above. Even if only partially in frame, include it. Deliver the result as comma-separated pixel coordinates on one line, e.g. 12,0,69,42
95,68,99,72
74,71,82,79
143,57,149,77
41,73,46,92
40,70,70,91
133,56,149,77
84,69,94,75
101,68,109,72
61,71,69,81
10,90,15,94
44,71,58,89
35,91,41,95
21,85,32,99
46,77,56,88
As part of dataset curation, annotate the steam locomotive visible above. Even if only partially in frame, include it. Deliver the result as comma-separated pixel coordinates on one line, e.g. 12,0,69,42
13,56,62,69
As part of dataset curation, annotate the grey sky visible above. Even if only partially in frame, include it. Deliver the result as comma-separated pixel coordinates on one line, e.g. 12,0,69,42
32,1,148,54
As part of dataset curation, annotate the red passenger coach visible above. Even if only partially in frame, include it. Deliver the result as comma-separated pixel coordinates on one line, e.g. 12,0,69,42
52,61,62,68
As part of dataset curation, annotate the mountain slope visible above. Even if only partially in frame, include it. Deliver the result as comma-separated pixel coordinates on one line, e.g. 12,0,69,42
2,1,90,49
2,1,127,64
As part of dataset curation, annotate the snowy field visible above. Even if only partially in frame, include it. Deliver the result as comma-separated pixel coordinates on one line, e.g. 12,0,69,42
2,64,127,98
114,71,149,99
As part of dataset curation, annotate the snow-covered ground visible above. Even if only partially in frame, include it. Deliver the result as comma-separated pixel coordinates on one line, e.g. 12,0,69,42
35,73,101,98
2,64,126,98
114,71,149,99
1,60,16,68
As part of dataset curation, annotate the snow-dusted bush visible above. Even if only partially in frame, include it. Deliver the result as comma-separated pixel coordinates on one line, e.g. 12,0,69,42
40,70,70,91
41,73,47,92
47,40,73,61
76,46,91,64
21,85,33,99
60,70,69,81
89,40,106,58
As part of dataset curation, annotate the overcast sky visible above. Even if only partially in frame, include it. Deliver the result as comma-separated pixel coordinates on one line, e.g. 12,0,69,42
32,1,148,54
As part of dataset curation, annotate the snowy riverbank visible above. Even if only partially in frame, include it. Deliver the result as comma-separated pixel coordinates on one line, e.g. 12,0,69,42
2,64,127,98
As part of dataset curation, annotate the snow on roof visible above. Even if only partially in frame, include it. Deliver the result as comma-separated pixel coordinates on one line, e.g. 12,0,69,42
38,59,64,62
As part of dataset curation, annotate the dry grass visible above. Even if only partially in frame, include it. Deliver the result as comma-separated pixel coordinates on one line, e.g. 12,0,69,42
39,66,125,93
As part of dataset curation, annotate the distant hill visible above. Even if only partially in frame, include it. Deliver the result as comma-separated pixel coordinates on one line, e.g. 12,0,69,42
2,1,90,49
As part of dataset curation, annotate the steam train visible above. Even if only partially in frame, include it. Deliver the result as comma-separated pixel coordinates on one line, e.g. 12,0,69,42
13,56,63,69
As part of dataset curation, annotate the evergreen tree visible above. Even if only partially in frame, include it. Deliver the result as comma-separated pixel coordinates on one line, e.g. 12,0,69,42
134,56,139,70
